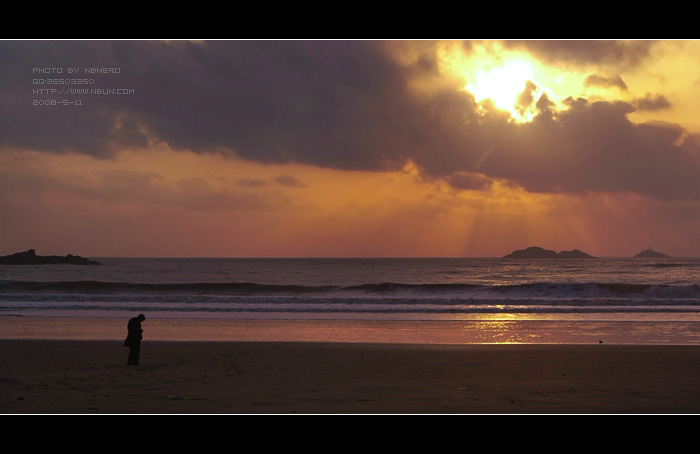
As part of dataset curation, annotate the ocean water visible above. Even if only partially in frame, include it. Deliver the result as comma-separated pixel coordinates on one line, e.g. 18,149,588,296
1,257,699,323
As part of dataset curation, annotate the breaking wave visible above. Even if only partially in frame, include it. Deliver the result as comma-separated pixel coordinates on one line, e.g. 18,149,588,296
2,280,700,320
1,280,699,299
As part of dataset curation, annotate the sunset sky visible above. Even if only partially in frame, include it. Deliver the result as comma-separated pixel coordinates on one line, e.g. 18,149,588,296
2,40,700,258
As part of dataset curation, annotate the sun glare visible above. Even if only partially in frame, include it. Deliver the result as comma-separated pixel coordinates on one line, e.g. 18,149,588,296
462,57,548,123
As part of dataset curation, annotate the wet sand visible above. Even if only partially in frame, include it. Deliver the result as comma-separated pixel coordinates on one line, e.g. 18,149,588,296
3,317,700,413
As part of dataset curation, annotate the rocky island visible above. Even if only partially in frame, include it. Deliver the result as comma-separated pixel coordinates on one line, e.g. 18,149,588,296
503,246,595,259
0,249,101,265
633,247,671,258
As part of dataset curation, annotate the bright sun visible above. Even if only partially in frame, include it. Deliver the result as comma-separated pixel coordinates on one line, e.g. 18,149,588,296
463,58,546,123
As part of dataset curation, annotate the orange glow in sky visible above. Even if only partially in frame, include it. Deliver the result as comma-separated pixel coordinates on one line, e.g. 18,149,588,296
2,40,700,258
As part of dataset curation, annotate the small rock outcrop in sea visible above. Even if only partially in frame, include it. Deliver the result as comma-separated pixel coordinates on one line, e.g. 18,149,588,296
503,246,595,259
633,247,671,258
0,249,101,265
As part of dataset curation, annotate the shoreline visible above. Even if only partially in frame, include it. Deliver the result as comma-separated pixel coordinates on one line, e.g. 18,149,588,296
4,315,700,345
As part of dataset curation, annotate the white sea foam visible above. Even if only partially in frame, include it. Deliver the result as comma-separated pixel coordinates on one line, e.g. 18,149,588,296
1,257,699,320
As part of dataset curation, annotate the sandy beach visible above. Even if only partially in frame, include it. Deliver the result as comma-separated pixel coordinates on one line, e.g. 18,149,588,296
3,317,700,414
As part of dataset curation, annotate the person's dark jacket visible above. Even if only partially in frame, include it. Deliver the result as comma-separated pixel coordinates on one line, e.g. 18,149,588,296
124,317,143,347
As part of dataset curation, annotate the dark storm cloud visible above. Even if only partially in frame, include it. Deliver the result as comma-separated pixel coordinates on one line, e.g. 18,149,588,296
457,98,700,200
405,90,700,200
0,41,149,156
1,40,419,168
2,40,699,201
112,40,425,171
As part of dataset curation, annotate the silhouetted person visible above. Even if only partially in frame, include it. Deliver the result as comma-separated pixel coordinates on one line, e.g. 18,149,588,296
125,314,146,365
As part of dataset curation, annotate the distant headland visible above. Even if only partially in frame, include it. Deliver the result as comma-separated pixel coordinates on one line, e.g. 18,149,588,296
0,249,101,265
503,246,595,259
633,247,671,258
